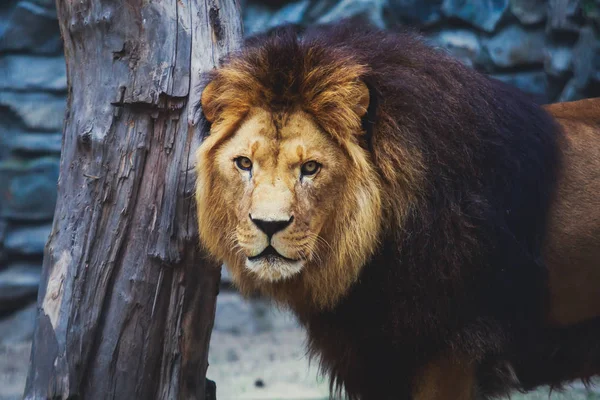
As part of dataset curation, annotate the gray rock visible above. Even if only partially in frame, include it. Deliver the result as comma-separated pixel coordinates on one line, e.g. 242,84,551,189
0,213,6,242
245,0,311,36
244,0,387,36
303,0,339,21
316,0,386,28
9,133,62,155
491,71,547,100
28,0,56,7
545,46,573,78
0,222,5,267
0,264,40,313
0,103,26,160
0,92,66,132
442,0,509,32
0,55,67,92
388,0,443,25
0,302,37,345
269,0,310,27
509,0,547,24
243,3,274,37
572,26,598,90
0,1,62,54
0,1,18,33
4,223,52,256
0,157,59,221
485,25,546,68
430,29,483,68
548,0,582,33
558,78,586,102
582,1,600,26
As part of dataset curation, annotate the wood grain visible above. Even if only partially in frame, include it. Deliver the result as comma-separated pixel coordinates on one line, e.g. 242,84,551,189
23,1,242,398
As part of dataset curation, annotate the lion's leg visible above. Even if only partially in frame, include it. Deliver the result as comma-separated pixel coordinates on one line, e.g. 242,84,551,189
412,354,478,400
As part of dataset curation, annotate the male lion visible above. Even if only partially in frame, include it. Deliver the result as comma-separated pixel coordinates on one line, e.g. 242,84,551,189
195,22,600,400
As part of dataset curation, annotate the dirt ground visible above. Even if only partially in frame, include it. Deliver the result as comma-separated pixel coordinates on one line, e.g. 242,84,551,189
1,293,599,400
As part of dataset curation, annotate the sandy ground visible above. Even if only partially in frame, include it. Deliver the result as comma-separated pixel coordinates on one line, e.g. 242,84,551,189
1,292,599,400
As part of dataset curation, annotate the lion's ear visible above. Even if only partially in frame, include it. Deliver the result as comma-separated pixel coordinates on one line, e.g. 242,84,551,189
201,80,218,123
353,81,370,118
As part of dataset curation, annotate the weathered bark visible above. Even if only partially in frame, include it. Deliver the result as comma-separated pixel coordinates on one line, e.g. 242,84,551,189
24,0,242,398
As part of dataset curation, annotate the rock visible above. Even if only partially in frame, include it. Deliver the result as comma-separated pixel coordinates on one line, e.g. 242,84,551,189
442,0,509,32
316,0,386,28
0,1,62,54
303,0,339,21
244,0,388,36
558,77,585,102
0,302,37,345
510,0,547,24
244,0,310,36
0,55,67,92
388,0,443,25
269,0,310,27
491,71,548,102
28,0,57,6
0,157,59,221
0,264,40,314
243,3,274,37
0,218,6,244
9,133,62,155
548,0,582,33
0,104,25,161
4,223,52,256
0,92,66,132
485,25,546,68
430,29,483,68
571,26,598,90
545,46,573,78
582,0,600,26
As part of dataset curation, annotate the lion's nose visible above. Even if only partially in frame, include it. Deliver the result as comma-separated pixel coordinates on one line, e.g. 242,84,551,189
250,215,294,238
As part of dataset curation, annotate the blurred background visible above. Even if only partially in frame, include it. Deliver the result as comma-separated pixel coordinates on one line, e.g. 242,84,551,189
1,0,600,399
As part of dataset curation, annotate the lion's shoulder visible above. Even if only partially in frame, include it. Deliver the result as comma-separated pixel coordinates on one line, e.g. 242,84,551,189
544,97,600,126
542,97,600,326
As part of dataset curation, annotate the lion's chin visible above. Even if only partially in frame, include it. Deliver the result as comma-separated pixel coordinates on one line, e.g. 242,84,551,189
245,257,304,282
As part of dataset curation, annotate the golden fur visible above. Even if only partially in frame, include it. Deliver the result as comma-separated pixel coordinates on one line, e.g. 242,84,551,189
195,105,383,310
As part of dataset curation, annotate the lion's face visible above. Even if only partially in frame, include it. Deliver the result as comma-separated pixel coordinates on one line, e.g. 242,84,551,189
194,46,391,308
211,108,350,281
196,106,383,307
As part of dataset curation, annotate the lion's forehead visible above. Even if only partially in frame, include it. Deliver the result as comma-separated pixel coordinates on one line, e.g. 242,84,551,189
225,108,344,170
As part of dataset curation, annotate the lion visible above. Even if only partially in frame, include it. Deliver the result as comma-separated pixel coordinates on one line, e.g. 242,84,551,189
194,22,600,400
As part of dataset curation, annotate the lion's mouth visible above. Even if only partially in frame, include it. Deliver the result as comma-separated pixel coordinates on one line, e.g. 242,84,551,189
248,245,298,262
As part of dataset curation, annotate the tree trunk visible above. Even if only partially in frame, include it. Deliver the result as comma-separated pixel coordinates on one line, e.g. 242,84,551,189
23,0,242,398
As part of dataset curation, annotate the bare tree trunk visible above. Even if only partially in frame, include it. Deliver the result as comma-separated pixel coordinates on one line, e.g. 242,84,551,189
23,0,242,398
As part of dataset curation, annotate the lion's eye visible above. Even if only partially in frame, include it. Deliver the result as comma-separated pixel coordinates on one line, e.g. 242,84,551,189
300,161,321,176
235,156,253,171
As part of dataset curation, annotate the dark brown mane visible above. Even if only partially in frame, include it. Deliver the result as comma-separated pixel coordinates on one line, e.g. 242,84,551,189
199,21,600,400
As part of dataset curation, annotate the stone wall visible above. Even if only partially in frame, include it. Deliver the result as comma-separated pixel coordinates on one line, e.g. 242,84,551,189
243,0,600,103
0,0,64,317
1,0,600,317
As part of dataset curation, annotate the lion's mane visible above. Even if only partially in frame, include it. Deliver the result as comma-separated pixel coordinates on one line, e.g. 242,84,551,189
200,22,569,399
